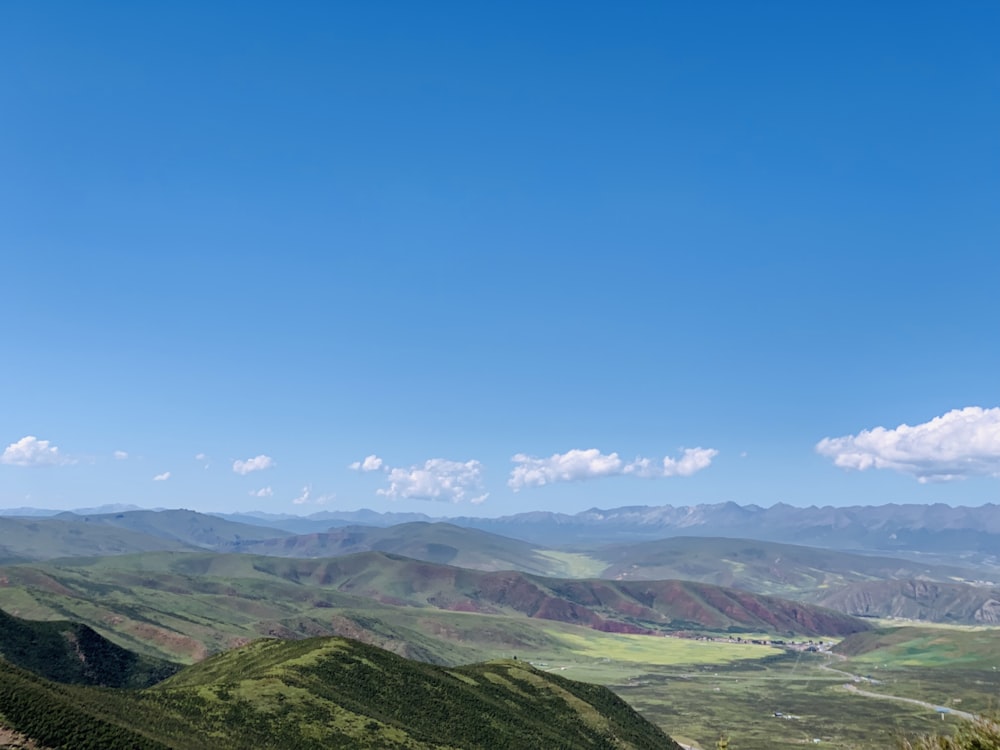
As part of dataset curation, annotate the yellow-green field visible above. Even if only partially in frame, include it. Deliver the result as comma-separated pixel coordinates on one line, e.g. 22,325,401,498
548,630,780,667
532,550,607,578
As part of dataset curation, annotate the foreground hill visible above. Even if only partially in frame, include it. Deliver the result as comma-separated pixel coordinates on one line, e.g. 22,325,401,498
0,636,682,750
0,550,867,664
0,608,178,688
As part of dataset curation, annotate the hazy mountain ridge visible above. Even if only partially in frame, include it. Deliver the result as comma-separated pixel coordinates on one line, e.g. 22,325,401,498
0,510,291,562
224,521,556,574
7,502,999,557
209,502,1000,557
592,536,982,591
457,502,1000,554
0,516,197,563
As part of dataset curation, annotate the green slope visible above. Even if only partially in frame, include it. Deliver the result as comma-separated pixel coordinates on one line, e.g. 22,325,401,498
228,521,564,575
834,625,1000,668
0,608,179,687
0,550,866,665
593,536,980,594
832,625,1000,716
54,509,291,549
0,636,682,750
0,516,195,562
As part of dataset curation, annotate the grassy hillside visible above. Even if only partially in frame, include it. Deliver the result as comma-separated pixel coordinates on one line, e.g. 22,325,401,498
0,659,168,749
0,550,866,665
0,516,195,563
0,608,178,687
55,509,291,549
834,624,1000,715
230,522,588,576
0,636,682,750
593,536,981,594
227,522,564,575
834,624,1000,668
247,551,869,636
901,716,1000,749
809,579,1000,624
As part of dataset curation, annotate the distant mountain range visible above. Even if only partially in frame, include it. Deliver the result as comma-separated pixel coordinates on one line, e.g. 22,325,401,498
211,502,1000,556
6,502,1000,559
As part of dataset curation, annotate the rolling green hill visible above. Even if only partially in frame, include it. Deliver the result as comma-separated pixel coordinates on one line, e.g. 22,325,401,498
0,550,866,664
0,608,179,688
0,636,682,749
832,624,1000,716
55,509,291,549
0,510,292,563
592,536,981,594
0,516,195,563
226,521,566,575
834,624,1000,668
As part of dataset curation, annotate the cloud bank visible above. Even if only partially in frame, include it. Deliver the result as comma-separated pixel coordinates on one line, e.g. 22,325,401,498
1,436,73,467
233,455,275,475
353,455,488,504
816,406,1000,483
508,447,718,490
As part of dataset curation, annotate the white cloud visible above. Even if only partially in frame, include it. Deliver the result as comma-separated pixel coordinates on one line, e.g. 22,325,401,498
816,406,1000,483
153,471,171,481
508,448,623,490
113,450,129,460
624,447,719,478
233,454,275,475
1,436,73,467
291,484,334,506
376,458,488,504
349,454,385,472
508,447,717,490
250,486,273,497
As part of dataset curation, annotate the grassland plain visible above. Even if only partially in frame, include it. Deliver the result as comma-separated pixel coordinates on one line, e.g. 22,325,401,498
835,624,1000,716
612,651,957,750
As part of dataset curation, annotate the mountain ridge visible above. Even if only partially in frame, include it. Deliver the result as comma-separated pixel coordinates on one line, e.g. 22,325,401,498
0,634,682,749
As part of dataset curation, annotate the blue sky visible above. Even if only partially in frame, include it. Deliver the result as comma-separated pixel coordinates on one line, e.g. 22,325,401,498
2,2,998,515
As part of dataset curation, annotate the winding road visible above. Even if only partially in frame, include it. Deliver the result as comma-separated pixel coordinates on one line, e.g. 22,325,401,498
821,657,977,721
